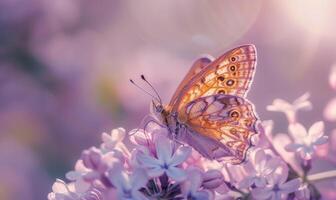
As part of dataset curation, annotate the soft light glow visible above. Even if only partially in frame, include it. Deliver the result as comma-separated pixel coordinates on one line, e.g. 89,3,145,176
280,0,336,37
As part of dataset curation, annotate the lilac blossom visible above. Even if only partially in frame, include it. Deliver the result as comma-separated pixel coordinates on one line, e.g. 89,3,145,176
202,169,225,190
324,98,336,121
181,169,213,200
48,179,103,200
267,93,312,123
136,134,191,182
239,149,281,188
48,179,80,200
80,147,122,183
101,128,130,156
129,127,168,156
251,166,301,200
329,64,336,90
323,65,336,121
49,85,336,200
285,121,328,160
107,164,148,200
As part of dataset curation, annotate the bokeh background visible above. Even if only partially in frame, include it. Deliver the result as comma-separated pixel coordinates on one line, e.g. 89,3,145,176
1,0,336,199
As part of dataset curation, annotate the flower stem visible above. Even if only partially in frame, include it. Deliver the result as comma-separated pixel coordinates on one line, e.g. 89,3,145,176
308,170,336,182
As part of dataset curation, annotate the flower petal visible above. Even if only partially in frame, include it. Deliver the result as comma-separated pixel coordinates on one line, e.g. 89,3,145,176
313,136,328,146
129,129,151,146
329,64,336,90
279,178,301,193
169,146,191,166
186,169,203,193
108,164,129,190
238,177,254,188
166,166,186,182
255,178,267,188
65,171,82,181
131,168,148,190
264,157,281,175
136,152,161,167
285,143,303,152
131,190,149,200
293,93,310,104
267,99,291,112
52,179,69,194
308,121,324,140
74,178,90,193
269,165,288,185
155,136,172,163
202,170,224,189
252,187,273,199
324,98,336,121
111,128,126,142
102,132,115,145
191,191,210,200
289,123,307,141
254,149,266,167
293,93,312,111
146,167,164,178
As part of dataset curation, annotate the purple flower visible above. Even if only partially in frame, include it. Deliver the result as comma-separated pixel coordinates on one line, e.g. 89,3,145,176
65,160,90,192
285,121,328,160
81,147,122,182
129,127,168,156
324,65,336,121
324,98,336,121
136,135,191,182
267,93,312,123
107,164,148,200
295,184,310,200
253,120,274,148
48,179,80,200
329,64,336,91
239,149,281,188
202,169,225,190
181,169,213,200
252,166,301,200
48,179,103,200
182,149,204,170
221,163,247,185
101,128,130,156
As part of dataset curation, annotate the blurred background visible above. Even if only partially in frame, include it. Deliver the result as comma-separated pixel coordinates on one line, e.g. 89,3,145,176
1,0,336,199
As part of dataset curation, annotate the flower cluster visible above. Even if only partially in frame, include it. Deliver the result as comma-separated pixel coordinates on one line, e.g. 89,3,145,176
49,67,336,200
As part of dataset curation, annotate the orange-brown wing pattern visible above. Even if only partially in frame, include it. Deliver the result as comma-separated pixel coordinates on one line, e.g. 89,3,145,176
172,45,256,112
180,94,258,164
169,56,213,107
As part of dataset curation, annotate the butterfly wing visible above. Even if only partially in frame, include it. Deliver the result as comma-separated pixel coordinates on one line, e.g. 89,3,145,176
171,45,257,112
166,45,258,163
179,94,258,164
169,55,214,107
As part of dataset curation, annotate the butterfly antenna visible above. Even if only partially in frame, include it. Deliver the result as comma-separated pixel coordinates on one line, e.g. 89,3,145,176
140,75,162,105
129,79,162,103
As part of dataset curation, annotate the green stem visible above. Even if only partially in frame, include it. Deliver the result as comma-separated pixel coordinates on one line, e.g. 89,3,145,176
307,170,336,182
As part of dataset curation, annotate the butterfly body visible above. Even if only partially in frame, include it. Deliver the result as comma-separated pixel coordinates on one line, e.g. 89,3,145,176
149,45,258,164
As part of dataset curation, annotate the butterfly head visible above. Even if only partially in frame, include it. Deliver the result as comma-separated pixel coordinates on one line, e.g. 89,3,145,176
151,100,169,121
153,100,164,113
130,75,168,120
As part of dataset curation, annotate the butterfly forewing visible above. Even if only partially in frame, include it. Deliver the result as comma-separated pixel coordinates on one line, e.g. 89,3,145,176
181,94,258,164
169,56,213,107
171,45,257,113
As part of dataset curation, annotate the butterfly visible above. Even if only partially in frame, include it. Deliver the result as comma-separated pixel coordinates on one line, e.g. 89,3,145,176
136,45,258,164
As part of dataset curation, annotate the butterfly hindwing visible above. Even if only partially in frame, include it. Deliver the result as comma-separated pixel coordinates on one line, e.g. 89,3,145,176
179,94,258,164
